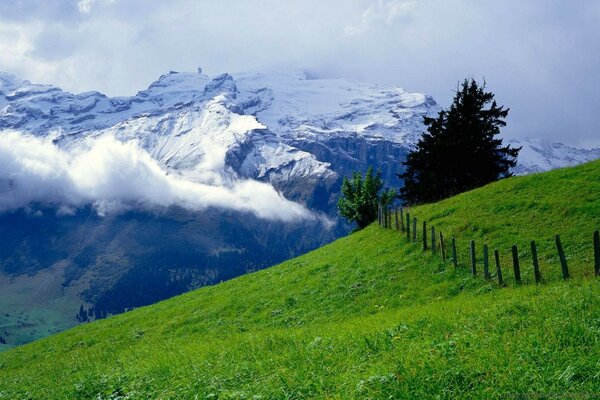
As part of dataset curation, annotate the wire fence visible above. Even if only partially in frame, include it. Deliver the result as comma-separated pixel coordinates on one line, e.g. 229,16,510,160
378,205,600,286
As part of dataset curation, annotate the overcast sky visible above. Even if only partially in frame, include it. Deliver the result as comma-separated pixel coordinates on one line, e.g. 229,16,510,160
1,0,599,147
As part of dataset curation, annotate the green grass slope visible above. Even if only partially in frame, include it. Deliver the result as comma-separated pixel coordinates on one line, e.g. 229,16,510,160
1,160,599,399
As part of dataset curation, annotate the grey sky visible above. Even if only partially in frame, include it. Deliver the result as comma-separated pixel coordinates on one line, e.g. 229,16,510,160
0,0,599,146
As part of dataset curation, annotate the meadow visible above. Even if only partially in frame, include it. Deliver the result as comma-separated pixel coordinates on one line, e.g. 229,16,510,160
0,160,599,399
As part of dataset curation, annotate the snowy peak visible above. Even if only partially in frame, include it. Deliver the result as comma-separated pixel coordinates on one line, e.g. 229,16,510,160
234,72,438,144
142,71,210,94
0,70,234,136
0,69,437,185
509,138,600,175
0,71,57,98
0,69,437,142
1,68,599,216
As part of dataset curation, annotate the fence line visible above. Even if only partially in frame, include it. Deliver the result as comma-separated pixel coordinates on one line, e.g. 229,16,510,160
511,245,521,284
494,250,504,286
376,206,598,287
440,233,446,262
555,235,570,280
531,241,541,284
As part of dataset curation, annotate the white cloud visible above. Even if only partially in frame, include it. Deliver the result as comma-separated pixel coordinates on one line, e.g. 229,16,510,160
77,0,116,14
77,0,96,14
344,0,418,36
0,130,317,222
0,0,599,146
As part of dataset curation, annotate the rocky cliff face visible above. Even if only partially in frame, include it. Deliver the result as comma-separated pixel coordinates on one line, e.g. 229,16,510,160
3,69,596,201
0,70,437,207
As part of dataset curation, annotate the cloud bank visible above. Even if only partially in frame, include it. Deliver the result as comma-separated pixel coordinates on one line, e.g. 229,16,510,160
0,130,315,221
0,1,599,147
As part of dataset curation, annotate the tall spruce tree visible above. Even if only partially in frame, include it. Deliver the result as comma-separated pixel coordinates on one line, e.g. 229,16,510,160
400,79,520,204
337,167,395,229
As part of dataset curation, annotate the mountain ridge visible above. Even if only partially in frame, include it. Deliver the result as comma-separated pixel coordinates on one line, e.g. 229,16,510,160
1,69,599,348
2,69,598,187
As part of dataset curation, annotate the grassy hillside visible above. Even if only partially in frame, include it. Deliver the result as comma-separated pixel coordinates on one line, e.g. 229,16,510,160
0,160,599,399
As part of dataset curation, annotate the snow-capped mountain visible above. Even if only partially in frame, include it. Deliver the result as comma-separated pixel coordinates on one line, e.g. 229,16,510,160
2,69,598,206
0,69,436,143
0,69,442,347
508,138,600,175
2,69,600,348
0,69,440,216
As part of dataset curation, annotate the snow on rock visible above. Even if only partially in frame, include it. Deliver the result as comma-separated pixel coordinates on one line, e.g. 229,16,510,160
234,71,437,144
0,70,437,210
508,138,600,175
1,68,598,217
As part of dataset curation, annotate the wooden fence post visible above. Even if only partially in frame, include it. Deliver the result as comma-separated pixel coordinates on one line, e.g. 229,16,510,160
431,226,436,255
440,233,446,261
412,218,417,242
423,221,428,251
394,206,399,230
452,237,458,268
388,207,392,229
495,250,504,287
378,206,381,226
406,213,411,241
555,235,569,280
512,245,521,284
483,244,490,279
470,240,476,276
594,230,600,276
531,240,541,284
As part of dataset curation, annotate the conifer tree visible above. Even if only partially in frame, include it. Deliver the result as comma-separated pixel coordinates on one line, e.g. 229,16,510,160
400,79,520,204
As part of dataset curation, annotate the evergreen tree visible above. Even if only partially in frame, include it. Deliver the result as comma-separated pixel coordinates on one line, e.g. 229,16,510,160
337,167,395,229
400,79,520,204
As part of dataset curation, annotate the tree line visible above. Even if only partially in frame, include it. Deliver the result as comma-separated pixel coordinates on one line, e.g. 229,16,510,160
338,79,520,228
